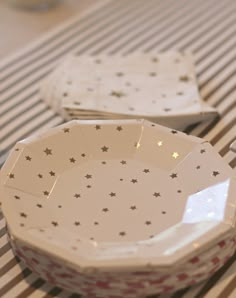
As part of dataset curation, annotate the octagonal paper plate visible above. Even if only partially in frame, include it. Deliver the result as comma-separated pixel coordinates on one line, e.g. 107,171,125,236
1,119,236,274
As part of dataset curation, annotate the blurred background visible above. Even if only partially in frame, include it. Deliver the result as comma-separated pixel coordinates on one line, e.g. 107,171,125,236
0,0,95,58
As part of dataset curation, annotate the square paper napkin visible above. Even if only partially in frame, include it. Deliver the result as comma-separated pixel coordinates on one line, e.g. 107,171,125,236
40,52,217,130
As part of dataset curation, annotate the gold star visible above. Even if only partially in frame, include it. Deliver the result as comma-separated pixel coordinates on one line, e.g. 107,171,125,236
152,57,159,63
172,152,179,159
110,91,125,98
101,146,109,152
149,72,157,77
157,141,163,147
116,126,123,131
44,148,52,155
20,212,27,218
180,75,190,82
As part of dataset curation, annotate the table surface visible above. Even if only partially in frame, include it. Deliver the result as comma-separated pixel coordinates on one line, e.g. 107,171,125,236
1,0,236,297
0,0,95,59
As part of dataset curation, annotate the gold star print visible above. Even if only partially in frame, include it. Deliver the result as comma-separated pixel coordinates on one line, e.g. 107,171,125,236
170,173,177,179
116,126,123,131
69,157,76,163
157,141,163,147
152,57,159,63
63,128,70,133
179,75,190,82
9,173,14,179
149,72,157,77
135,142,141,148
153,192,161,197
110,91,125,98
130,206,137,210
109,192,116,197
95,125,101,130
101,146,109,152
119,231,126,236
20,212,27,218
25,156,32,161
213,171,220,177
44,148,52,155
172,152,179,159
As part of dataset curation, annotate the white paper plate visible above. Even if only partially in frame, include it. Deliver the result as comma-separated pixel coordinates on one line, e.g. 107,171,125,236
1,119,236,297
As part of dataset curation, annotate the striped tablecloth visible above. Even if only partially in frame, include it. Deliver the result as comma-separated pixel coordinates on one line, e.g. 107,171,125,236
1,0,236,297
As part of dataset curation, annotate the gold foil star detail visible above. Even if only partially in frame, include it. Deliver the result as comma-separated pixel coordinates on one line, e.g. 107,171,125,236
172,152,179,159
110,91,125,98
157,141,163,147
44,148,52,155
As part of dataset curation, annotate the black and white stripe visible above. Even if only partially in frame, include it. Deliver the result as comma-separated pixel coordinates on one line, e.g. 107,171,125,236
1,0,236,297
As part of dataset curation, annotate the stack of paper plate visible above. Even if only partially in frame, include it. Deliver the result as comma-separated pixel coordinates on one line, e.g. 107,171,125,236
1,119,236,297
